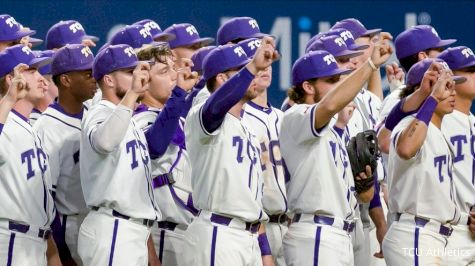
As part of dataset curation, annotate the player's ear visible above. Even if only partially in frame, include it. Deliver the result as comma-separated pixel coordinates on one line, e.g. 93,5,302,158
102,74,114,88
59,74,71,88
302,80,316,96
417,51,429,61
215,72,227,87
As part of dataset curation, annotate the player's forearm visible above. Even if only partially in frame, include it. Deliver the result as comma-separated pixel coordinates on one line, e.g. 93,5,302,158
46,237,62,266
119,89,142,110
377,127,391,154
401,88,429,112
90,105,133,153
0,94,16,126
357,185,374,203
367,69,383,101
369,206,387,228
314,60,374,129
147,86,186,158
202,67,254,133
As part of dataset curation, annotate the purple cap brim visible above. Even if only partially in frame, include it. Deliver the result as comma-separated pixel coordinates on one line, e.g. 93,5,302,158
29,37,43,47
153,32,176,42
189,37,215,47
83,34,99,42
333,50,363,58
233,59,251,71
434,39,457,49
316,68,353,79
347,43,369,51
361,28,382,37
454,75,466,84
0,29,36,42
114,61,139,72
29,57,53,69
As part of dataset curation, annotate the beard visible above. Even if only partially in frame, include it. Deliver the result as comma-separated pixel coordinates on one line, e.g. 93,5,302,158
242,87,258,102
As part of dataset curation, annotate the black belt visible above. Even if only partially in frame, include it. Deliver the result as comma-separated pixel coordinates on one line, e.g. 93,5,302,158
268,213,289,224
152,173,175,188
8,221,51,239
293,214,355,233
157,221,178,231
210,213,260,234
395,213,453,237
91,207,155,227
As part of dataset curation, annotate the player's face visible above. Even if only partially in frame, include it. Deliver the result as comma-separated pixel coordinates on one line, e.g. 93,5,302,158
172,44,200,66
23,68,48,104
110,68,134,99
454,68,475,99
253,66,272,93
43,75,59,100
67,70,97,103
336,56,357,71
148,57,177,104
314,75,342,102
353,35,377,69
435,85,456,115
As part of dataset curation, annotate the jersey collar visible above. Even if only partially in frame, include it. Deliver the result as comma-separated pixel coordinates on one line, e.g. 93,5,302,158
246,100,273,114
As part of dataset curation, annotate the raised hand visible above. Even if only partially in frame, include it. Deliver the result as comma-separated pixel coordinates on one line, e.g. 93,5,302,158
131,62,151,94
6,63,29,102
430,69,455,102
370,32,393,67
248,36,280,74
336,102,356,128
176,58,199,92
385,62,405,88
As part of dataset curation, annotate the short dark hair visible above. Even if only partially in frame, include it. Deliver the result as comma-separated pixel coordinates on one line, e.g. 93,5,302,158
287,78,317,104
399,84,419,99
206,76,217,93
0,76,7,96
399,54,419,73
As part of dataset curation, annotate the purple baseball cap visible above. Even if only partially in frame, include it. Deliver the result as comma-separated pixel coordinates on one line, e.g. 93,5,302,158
0,14,36,42
46,20,99,50
93,44,139,81
190,45,216,73
331,18,381,39
395,25,456,60
51,44,94,76
164,23,214,49
325,28,369,51
110,24,159,49
438,46,475,71
0,45,52,77
292,50,352,85
133,19,175,41
406,58,465,87
306,35,362,59
28,37,44,47
32,50,55,75
238,38,261,58
202,44,250,81
217,17,267,45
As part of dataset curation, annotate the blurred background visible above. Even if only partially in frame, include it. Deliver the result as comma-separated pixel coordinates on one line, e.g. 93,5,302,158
5,0,475,110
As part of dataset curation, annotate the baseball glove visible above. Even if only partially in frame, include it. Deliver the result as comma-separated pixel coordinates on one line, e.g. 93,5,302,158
346,130,381,193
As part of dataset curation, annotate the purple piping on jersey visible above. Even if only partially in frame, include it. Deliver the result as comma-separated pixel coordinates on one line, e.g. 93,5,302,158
248,160,253,189
244,110,288,211
246,101,273,115
108,219,119,266
42,114,81,131
333,126,345,137
32,108,41,114
369,180,382,209
198,106,213,136
50,102,84,119
11,109,29,123
0,123,3,135
158,229,165,262
368,97,376,126
414,228,420,266
133,104,150,115
7,233,15,266
313,226,322,266
210,226,218,266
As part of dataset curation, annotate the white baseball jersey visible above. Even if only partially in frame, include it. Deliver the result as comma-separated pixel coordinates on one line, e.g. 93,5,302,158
388,115,460,223
134,106,195,225
34,103,88,215
347,89,381,136
185,103,266,222
0,110,54,226
280,104,357,220
242,101,287,215
29,108,42,126
442,110,475,215
80,100,159,220
190,87,210,109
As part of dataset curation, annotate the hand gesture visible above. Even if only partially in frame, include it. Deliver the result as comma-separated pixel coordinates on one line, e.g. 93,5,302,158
176,58,199,92
6,64,29,102
131,62,151,94
420,61,443,96
385,62,405,89
430,70,455,102
336,102,356,128
249,36,280,74
370,32,393,67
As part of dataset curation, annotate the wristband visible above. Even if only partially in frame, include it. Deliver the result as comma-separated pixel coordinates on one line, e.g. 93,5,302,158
415,96,438,126
0,123,3,135
258,233,272,256
385,98,417,131
367,58,378,71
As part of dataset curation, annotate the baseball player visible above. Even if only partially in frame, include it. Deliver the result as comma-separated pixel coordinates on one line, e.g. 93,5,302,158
133,19,176,42
0,15,37,52
306,35,363,71
181,37,279,266
33,44,96,265
46,20,99,50
439,46,475,265
78,44,161,265
281,32,392,265
382,65,473,265
109,24,157,49
217,16,267,45
134,43,198,265
0,45,58,265
188,45,216,111
238,37,288,266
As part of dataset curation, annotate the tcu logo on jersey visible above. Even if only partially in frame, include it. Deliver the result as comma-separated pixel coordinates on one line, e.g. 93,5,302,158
21,147,48,179
139,27,152,38
126,139,149,169
186,25,198,36
247,39,261,51
81,46,93,57
339,30,354,41
69,22,84,34
323,54,337,65
248,19,259,29
462,48,475,58
5,17,17,28
22,46,32,55
124,47,136,57
234,46,247,57
334,37,345,47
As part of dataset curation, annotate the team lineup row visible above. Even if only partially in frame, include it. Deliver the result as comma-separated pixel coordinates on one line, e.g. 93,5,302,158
0,13,474,266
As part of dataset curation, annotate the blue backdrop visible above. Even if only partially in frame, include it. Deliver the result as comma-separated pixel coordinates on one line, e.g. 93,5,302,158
4,0,474,108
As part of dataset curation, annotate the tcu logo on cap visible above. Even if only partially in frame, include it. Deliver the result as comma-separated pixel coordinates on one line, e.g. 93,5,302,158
234,46,246,57
145,21,160,30
323,54,337,65
440,61,450,70
69,22,85,34
248,19,259,29
340,30,354,41
334,37,345,47
81,47,93,57
124,47,136,57
186,25,198,36
139,27,152,38
247,39,261,50
5,17,18,28
462,48,475,58
22,46,32,55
